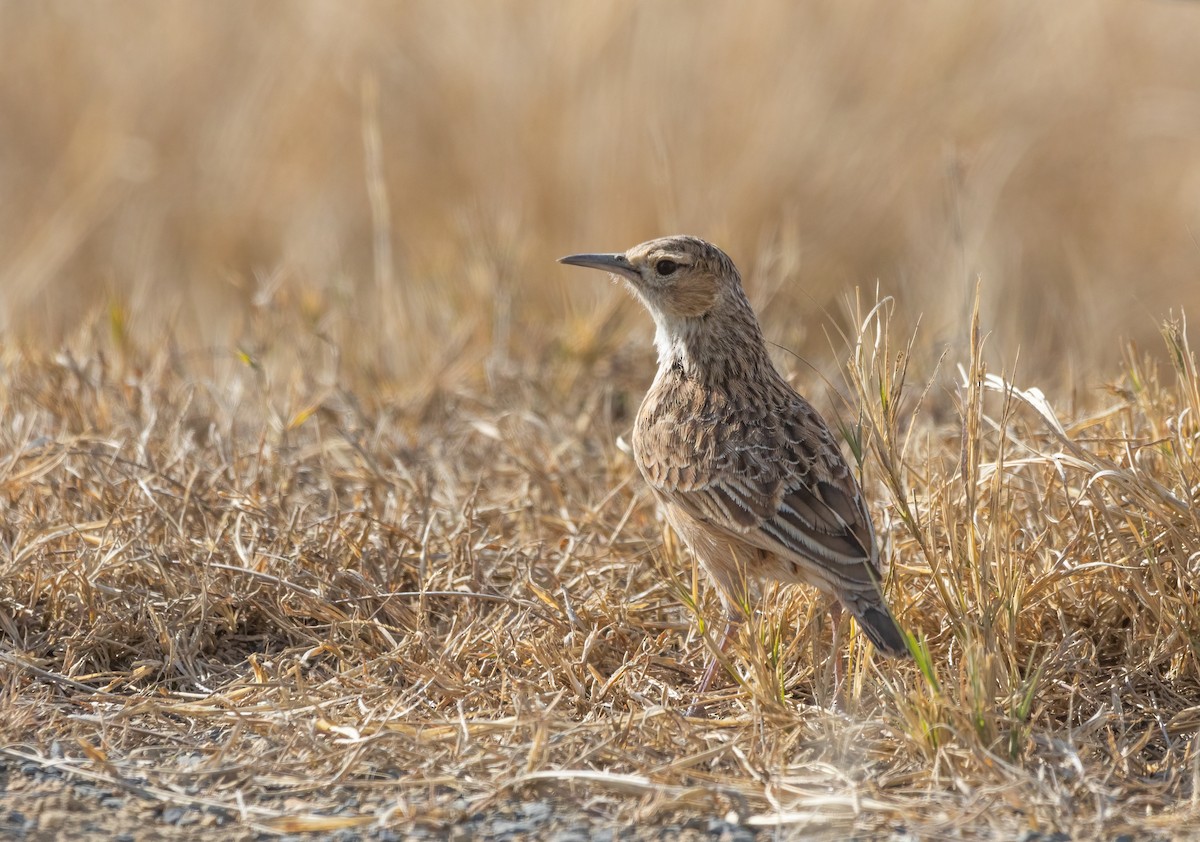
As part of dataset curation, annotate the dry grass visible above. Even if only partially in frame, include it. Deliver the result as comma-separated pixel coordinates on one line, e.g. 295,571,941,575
3,2,1200,839
5,278,1200,839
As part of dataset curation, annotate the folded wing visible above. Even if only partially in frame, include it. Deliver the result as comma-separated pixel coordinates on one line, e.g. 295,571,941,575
639,396,883,593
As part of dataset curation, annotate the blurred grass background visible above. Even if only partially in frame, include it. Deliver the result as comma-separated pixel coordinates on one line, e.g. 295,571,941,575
2,0,1199,381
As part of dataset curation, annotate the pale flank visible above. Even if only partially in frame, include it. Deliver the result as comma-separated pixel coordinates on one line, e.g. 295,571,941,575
560,236,909,712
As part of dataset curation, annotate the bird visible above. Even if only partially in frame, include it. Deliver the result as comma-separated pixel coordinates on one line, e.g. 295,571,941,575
559,235,909,715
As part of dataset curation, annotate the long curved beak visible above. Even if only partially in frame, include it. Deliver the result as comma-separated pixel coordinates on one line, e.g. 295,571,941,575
558,252,638,282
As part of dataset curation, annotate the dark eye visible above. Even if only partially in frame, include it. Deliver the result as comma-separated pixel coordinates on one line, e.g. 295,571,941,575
655,259,679,276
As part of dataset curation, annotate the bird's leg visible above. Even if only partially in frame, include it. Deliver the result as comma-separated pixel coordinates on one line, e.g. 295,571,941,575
828,601,844,705
687,616,738,717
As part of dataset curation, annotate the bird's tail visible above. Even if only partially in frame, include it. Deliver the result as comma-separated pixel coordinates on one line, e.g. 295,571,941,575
847,599,910,658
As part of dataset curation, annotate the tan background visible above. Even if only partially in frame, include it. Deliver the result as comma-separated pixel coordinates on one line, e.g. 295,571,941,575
3,1,1199,381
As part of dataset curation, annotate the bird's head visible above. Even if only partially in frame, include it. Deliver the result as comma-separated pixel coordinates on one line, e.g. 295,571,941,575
558,235,743,323
560,235,767,373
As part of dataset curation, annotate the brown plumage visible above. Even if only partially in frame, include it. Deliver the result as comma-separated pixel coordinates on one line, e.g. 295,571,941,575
560,235,909,713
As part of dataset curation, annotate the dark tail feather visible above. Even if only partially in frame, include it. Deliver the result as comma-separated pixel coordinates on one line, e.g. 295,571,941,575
852,603,910,657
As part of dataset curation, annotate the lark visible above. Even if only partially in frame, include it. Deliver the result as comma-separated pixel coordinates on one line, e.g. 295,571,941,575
560,235,909,713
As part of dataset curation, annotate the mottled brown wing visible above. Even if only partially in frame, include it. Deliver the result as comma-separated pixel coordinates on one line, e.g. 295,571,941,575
638,397,881,592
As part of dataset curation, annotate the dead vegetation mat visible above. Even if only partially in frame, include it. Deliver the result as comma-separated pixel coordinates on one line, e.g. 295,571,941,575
2,301,1200,840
